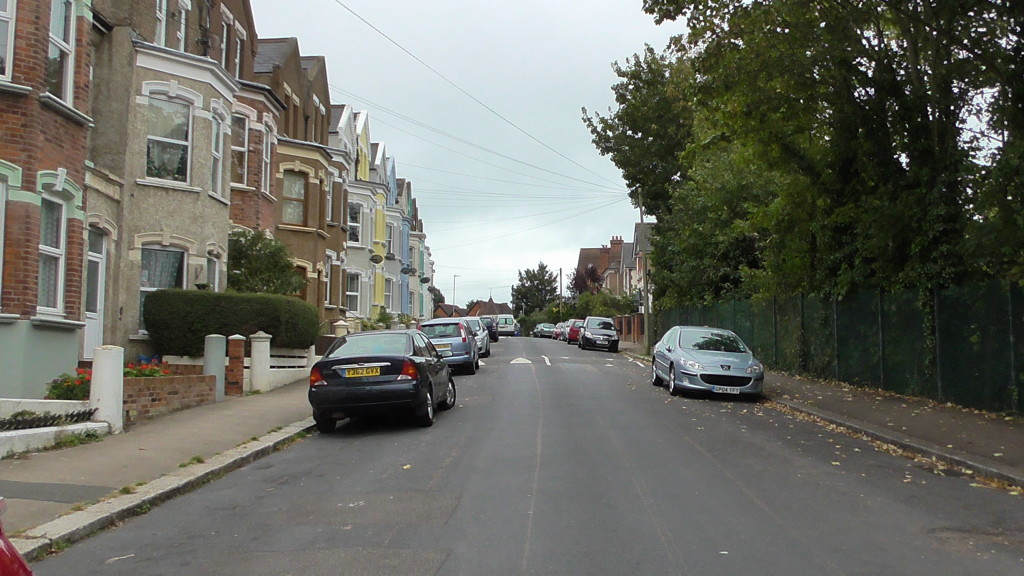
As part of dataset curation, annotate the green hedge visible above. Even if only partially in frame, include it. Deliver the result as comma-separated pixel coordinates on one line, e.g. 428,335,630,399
143,289,320,356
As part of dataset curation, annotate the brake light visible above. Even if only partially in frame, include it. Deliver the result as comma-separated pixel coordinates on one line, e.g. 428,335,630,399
309,366,326,387
460,325,468,343
398,360,419,381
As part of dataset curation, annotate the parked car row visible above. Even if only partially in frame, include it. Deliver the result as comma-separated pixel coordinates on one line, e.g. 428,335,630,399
308,315,516,432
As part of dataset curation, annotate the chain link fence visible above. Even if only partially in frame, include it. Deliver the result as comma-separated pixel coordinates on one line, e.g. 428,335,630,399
656,280,1024,413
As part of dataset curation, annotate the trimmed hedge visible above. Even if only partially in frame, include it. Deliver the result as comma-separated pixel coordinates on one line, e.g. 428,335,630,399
144,289,320,356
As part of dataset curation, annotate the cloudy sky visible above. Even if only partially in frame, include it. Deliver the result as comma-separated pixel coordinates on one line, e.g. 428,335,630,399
249,0,680,309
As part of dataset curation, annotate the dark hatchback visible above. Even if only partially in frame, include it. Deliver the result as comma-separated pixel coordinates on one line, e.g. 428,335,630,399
308,329,456,432
578,316,620,352
480,316,499,342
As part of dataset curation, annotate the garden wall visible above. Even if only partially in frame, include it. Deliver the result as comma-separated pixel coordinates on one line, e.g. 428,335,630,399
123,375,215,424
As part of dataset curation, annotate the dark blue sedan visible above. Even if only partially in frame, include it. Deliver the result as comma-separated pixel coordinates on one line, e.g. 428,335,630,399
309,329,456,432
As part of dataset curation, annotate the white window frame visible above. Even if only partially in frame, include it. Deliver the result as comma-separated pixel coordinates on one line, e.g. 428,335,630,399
139,246,187,331
385,223,395,255
384,278,393,311
154,0,167,45
325,170,336,224
144,89,196,184
233,24,245,79
37,194,67,315
260,125,272,193
219,20,230,68
347,201,363,245
46,0,75,104
0,0,16,82
210,111,225,197
324,251,336,306
230,113,247,185
175,3,188,51
206,255,220,291
345,271,360,313
281,171,306,226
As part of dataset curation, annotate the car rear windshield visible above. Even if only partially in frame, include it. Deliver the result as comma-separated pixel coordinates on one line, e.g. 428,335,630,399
678,330,747,353
585,318,614,330
327,334,410,358
421,323,460,338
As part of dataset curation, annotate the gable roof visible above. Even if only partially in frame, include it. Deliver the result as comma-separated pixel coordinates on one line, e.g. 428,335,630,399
253,37,298,74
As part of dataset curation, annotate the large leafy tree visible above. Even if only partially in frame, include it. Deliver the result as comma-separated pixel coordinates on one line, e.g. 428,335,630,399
595,0,1018,306
227,229,306,295
512,262,558,316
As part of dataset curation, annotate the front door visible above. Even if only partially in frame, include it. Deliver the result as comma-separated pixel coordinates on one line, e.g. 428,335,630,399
83,228,106,359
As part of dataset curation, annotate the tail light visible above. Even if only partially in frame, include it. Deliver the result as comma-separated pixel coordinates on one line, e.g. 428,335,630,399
309,366,327,387
397,360,419,381
460,325,468,343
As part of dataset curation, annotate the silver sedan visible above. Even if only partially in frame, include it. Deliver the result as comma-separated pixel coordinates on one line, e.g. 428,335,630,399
651,326,764,397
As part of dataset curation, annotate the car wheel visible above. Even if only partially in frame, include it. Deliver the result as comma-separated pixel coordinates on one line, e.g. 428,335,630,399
482,342,490,358
416,391,435,427
609,344,619,353
668,366,679,396
651,361,662,386
438,376,457,411
313,411,337,433
465,358,477,375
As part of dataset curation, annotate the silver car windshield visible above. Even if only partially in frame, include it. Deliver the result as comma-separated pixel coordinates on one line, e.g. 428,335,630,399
678,330,747,353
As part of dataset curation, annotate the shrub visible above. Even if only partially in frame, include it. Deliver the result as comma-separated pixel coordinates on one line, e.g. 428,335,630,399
46,369,92,400
45,363,174,400
143,289,320,356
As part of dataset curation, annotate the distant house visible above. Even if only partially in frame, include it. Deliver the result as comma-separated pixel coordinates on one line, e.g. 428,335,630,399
575,236,628,296
433,303,468,318
466,298,514,318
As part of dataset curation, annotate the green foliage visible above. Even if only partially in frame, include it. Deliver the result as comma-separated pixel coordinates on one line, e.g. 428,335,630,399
596,0,1020,304
511,262,559,316
227,229,307,295
144,289,320,356
45,369,92,400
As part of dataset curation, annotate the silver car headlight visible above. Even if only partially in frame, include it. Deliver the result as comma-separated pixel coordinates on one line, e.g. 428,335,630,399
683,359,704,371
746,363,764,374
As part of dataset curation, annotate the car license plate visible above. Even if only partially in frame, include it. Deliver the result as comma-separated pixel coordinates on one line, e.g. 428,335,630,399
712,385,741,394
435,343,451,350
345,366,381,378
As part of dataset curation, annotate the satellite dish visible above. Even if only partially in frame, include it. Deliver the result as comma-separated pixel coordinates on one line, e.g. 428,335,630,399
369,254,384,264
401,267,413,275
419,276,431,284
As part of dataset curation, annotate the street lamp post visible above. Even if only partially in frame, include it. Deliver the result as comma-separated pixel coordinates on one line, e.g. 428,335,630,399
453,274,461,311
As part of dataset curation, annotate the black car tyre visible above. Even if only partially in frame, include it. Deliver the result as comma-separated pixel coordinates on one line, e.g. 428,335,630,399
482,342,490,358
416,391,435,427
668,366,679,396
438,376,457,411
465,358,477,375
651,362,662,386
609,344,619,353
313,411,337,433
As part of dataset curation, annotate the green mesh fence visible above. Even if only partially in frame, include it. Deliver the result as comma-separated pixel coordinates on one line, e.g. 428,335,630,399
659,281,1024,413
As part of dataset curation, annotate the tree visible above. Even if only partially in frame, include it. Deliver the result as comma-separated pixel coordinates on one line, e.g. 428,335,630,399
428,285,444,307
227,229,306,295
511,262,558,316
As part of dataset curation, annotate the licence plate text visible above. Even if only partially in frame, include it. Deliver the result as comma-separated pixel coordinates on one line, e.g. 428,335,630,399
712,385,741,394
345,366,381,377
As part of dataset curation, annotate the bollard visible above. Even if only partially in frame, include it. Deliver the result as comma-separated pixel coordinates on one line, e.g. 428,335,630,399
250,331,272,393
204,334,227,402
90,345,124,433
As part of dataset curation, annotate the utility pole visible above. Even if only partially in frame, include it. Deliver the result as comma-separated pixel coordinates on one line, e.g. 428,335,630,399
558,267,562,320
453,274,460,312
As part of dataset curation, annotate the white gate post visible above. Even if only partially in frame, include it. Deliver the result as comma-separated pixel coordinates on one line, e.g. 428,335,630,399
90,345,124,433
250,331,272,393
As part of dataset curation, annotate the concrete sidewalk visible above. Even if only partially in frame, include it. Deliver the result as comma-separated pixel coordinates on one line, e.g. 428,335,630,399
2,379,315,560
5,347,1024,561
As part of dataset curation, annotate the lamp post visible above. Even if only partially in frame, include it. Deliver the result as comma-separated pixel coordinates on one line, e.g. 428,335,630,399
453,274,461,311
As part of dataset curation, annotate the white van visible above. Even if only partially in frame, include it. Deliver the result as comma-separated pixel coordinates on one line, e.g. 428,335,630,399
495,314,518,337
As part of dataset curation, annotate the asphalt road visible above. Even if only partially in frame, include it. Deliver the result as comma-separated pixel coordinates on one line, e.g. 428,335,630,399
31,337,1024,575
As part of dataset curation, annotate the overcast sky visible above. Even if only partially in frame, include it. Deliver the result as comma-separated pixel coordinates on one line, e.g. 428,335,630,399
249,0,680,309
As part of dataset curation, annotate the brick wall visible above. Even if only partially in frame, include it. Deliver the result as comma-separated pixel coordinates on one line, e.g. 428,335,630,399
123,375,216,424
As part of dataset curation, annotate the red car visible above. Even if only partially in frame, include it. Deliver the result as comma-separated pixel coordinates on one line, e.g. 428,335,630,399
565,319,584,344
0,498,33,575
